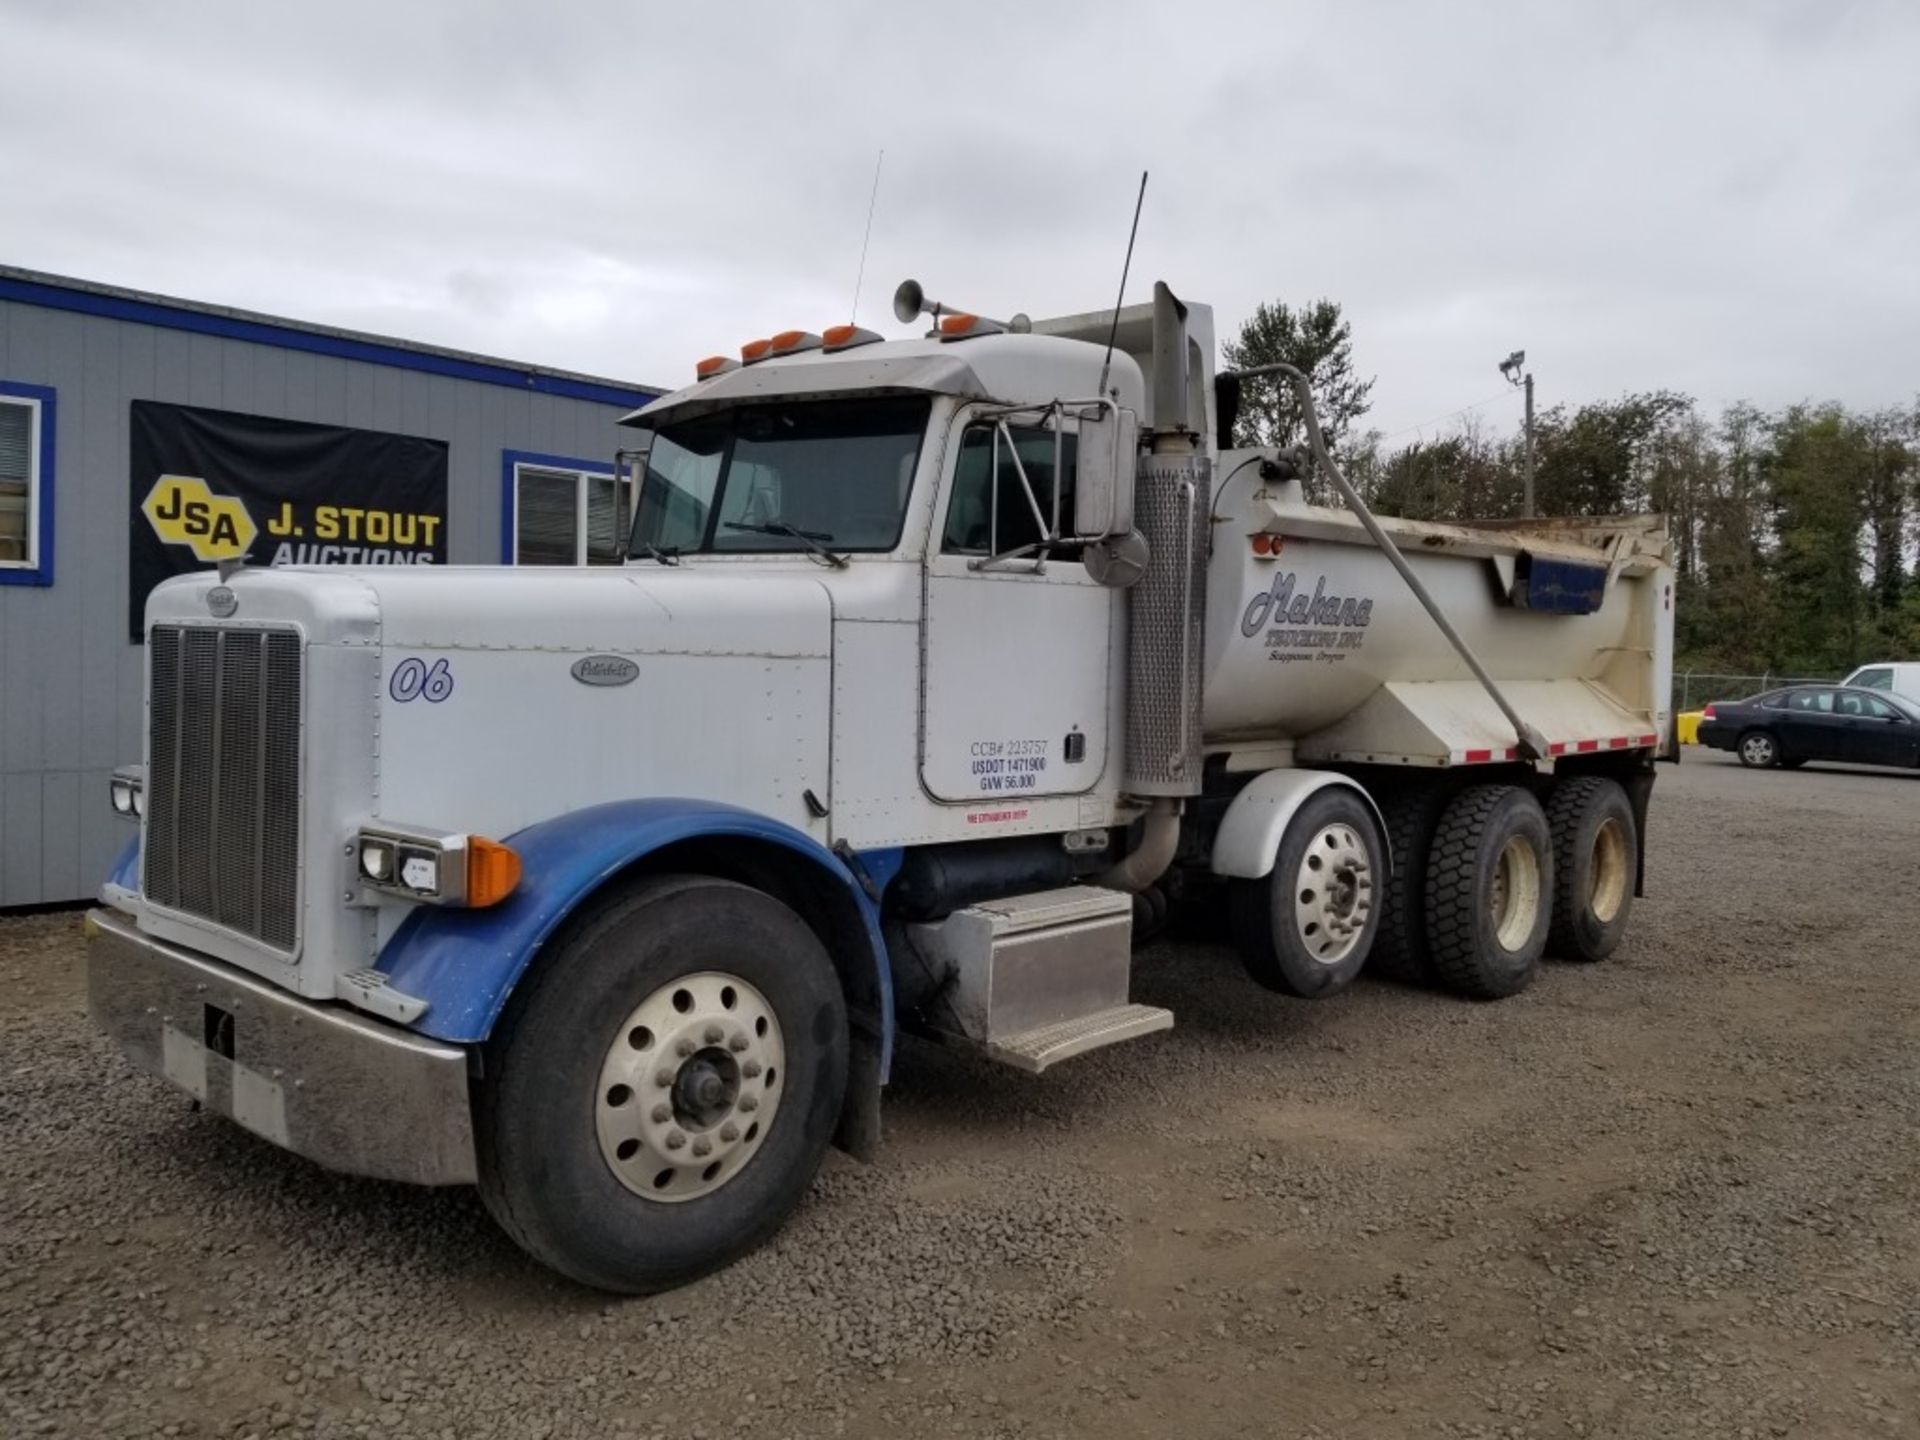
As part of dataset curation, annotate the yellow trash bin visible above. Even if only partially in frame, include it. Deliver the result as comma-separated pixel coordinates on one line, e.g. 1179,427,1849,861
1676,711,1703,745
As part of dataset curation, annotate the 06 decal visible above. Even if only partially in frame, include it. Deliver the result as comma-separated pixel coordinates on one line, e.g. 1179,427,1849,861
389,657,455,704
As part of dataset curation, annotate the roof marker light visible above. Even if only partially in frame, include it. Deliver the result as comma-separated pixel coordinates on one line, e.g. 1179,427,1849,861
938,313,1007,340
740,338,775,364
768,330,823,356
822,324,884,352
695,355,740,381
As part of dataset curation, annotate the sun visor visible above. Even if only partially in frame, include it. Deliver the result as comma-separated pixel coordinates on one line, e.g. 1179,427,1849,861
620,353,990,427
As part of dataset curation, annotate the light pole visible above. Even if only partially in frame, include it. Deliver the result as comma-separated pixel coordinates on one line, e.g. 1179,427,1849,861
1499,350,1534,516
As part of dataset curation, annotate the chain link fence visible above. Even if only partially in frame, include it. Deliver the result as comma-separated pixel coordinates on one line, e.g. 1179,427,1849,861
1672,670,1843,713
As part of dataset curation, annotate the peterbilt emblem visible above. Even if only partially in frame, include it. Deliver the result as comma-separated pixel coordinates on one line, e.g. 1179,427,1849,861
206,586,239,618
571,655,640,687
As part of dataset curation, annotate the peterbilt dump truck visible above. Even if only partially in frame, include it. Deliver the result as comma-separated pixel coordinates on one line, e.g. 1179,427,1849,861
88,279,1674,1292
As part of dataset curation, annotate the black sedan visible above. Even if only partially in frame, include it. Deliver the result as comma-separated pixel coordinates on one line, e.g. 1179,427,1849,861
1697,684,1920,769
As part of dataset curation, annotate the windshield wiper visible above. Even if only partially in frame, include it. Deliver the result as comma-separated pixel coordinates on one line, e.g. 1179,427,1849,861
723,520,849,569
630,540,681,566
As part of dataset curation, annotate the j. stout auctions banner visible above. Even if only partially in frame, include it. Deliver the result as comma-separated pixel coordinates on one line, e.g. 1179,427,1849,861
129,401,449,640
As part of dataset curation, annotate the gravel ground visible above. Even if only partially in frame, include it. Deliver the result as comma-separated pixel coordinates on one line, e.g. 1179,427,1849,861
3,751,1918,1439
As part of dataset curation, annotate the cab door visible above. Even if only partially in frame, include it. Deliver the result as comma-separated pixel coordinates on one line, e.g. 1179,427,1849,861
918,408,1116,803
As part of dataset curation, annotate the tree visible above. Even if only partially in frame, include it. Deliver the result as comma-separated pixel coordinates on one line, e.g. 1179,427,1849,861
1221,300,1375,468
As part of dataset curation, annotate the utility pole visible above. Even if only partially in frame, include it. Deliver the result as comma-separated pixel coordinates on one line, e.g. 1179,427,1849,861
1499,350,1535,516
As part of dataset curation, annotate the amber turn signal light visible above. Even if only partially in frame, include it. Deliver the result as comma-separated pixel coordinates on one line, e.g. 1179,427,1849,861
466,836,522,908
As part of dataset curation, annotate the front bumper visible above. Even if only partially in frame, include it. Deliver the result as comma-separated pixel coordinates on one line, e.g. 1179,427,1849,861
86,908,478,1185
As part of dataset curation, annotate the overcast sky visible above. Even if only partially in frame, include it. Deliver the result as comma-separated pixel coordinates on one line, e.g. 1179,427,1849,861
3,0,1914,439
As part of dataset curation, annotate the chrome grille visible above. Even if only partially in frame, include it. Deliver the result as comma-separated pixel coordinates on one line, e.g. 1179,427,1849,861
145,625,304,951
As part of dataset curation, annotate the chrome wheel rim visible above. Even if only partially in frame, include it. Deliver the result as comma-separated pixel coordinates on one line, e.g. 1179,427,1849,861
1489,835,1542,952
1589,817,1629,924
1293,822,1375,964
595,971,784,1203
1741,735,1773,766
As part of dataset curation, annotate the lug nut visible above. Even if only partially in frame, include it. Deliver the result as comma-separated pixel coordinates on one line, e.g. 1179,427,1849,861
739,1095,759,1113
720,1123,739,1142
692,1137,712,1157
741,1060,762,1079
704,1025,723,1045
655,1068,676,1088
651,1103,672,1124
728,1034,749,1053
676,1038,696,1058
665,1131,686,1151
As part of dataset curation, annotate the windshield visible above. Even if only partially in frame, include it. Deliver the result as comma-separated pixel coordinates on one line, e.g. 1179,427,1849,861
629,397,931,558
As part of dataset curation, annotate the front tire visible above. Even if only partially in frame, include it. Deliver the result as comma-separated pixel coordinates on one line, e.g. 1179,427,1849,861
1737,730,1780,768
1544,777,1636,963
1231,787,1384,999
1425,785,1553,1000
476,874,848,1293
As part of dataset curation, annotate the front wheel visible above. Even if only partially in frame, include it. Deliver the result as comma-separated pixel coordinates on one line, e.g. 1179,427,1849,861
1230,787,1385,999
476,874,848,1293
1737,730,1780,768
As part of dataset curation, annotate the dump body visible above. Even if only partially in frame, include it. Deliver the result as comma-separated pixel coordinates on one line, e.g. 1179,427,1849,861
1203,486,1673,765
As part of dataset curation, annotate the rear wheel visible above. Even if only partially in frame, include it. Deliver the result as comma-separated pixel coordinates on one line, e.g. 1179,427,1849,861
1231,787,1384,999
1425,785,1553,1000
476,874,848,1293
1737,730,1779,768
1544,777,1636,963
1368,784,1449,985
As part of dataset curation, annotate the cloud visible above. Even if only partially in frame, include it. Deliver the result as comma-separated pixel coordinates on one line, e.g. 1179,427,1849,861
1,0,1913,431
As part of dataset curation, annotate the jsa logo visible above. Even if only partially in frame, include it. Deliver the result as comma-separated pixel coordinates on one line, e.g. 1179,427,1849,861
142,475,258,561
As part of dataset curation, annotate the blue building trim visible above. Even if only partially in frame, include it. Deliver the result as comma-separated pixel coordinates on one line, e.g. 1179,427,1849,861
0,274,659,410
499,449,617,564
0,379,56,587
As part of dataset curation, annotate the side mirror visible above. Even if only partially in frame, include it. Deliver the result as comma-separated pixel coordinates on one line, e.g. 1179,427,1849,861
1073,406,1138,540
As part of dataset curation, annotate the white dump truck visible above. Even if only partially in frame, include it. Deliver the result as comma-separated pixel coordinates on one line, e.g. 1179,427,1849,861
89,279,1674,1292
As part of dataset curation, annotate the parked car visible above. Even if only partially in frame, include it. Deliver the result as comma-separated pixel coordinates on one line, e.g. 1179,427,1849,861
1841,661,1920,705
1697,685,1920,770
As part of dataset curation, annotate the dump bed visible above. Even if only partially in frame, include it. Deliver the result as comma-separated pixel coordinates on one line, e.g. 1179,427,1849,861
1203,479,1674,767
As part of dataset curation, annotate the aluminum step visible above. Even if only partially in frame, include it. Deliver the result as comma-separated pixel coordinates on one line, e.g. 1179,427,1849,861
985,1003,1174,1074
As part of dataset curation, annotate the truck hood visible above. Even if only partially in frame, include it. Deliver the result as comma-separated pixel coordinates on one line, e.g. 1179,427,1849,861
148,564,834,660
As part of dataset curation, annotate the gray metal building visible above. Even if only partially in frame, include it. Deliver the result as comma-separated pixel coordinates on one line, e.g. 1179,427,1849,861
0,266,661,907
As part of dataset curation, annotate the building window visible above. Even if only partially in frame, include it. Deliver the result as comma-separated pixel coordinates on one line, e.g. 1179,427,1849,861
503,452,628,566
0,381,56,586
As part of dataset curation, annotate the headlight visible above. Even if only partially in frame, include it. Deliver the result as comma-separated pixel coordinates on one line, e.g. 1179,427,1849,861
355,825,520,908
109,766,146,822
359,840,394,882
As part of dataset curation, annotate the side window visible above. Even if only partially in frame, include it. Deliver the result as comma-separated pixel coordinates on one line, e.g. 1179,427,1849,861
1860,695,1897,719
0,384,54,587
510,459,632,566
941,423,1078,558
1836,691,1868,717
1789,690,1834,713
1853,668,1893,691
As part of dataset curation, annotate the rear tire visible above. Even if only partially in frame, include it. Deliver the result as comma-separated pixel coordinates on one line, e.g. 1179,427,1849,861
1425,785,1553,1000
1368,784,1449,985
476,874,848,1293
1737,730,1779,768
1231,787,1384,999
1544,777,1636,963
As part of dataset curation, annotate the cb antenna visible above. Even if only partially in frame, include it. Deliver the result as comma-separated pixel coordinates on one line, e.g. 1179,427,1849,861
1097,170,1149,399
849,148,885,324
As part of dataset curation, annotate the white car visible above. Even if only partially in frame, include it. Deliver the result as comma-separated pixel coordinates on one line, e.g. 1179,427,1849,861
1842,662,1920,705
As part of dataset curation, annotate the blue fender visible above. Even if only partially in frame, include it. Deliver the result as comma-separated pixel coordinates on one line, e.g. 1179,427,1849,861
377,799,895,1076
